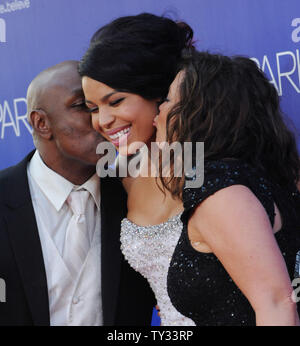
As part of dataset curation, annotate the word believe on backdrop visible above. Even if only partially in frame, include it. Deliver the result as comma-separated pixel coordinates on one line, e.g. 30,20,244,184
0,0,30,42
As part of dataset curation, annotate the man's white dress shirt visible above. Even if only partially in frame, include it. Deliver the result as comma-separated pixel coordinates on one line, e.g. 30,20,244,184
27,151,103,326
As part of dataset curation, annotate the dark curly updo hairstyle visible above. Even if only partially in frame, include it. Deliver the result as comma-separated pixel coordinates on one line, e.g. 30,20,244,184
78,13,194,100
162,51,300,197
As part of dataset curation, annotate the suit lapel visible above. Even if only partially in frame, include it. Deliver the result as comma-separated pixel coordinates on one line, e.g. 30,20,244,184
100,176,127,325
2,152,50,326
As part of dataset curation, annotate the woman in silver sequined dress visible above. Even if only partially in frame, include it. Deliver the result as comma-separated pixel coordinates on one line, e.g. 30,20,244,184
79,14,196,326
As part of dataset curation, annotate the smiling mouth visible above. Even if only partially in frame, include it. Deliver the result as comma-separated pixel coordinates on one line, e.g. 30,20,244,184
108,126,131,140
105,125,132,147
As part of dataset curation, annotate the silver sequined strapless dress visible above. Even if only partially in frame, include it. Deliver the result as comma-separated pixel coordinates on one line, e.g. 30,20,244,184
120,214,196,326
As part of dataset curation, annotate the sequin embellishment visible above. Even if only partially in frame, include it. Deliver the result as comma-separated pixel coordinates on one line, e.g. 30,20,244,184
120,214,195,326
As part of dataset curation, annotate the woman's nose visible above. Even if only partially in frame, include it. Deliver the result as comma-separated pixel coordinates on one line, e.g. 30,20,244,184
98,109,115,129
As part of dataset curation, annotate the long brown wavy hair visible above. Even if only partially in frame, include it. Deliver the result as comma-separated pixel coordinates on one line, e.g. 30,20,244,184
161,51,300,198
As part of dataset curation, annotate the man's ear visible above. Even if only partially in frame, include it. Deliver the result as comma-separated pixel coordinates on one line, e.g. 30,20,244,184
30,110,52,140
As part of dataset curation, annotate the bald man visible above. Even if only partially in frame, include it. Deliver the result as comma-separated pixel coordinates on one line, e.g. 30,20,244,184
0,61,155,326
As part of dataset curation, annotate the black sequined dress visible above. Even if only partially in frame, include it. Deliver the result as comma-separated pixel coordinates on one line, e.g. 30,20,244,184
167,159,300,326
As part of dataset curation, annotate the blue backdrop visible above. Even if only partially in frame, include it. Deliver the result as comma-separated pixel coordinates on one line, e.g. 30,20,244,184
0,0,300,325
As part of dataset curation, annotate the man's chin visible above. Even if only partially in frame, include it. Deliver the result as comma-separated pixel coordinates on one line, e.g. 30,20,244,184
75,154,98,168
86,157,99,167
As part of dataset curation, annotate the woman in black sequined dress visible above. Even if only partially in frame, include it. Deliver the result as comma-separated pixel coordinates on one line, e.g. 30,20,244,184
155,51,300,325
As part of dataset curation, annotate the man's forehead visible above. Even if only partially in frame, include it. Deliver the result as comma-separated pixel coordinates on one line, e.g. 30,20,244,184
43,69,83,100
49,66,81,89
26,61,82,116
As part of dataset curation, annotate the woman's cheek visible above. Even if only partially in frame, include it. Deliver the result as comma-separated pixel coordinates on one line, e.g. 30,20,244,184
91,114,101,133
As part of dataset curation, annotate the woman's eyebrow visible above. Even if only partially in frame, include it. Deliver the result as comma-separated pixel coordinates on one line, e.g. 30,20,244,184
100,91,118,102
85,91,119,105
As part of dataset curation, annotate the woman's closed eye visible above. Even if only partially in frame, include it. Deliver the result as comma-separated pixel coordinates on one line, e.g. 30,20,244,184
71,101,90,111
157,97,170,107
85,104,99,114
109,97,125,107
157,97,170,106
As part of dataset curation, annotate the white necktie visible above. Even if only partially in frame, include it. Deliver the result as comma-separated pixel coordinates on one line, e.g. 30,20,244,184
63,189,90,279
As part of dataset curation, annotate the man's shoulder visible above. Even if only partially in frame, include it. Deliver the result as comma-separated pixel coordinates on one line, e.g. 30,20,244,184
0,151,35,202
0,163,21,181
0,152,32,181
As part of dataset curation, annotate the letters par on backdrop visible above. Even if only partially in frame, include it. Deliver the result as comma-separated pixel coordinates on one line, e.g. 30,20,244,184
0,98,32,140
251,49,300,96
250,18,300,97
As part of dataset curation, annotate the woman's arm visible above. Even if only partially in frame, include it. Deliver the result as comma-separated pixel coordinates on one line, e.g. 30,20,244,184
190,184,300,326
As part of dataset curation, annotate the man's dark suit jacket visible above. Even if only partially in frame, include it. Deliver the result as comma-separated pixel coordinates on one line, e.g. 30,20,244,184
0,151,155,326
